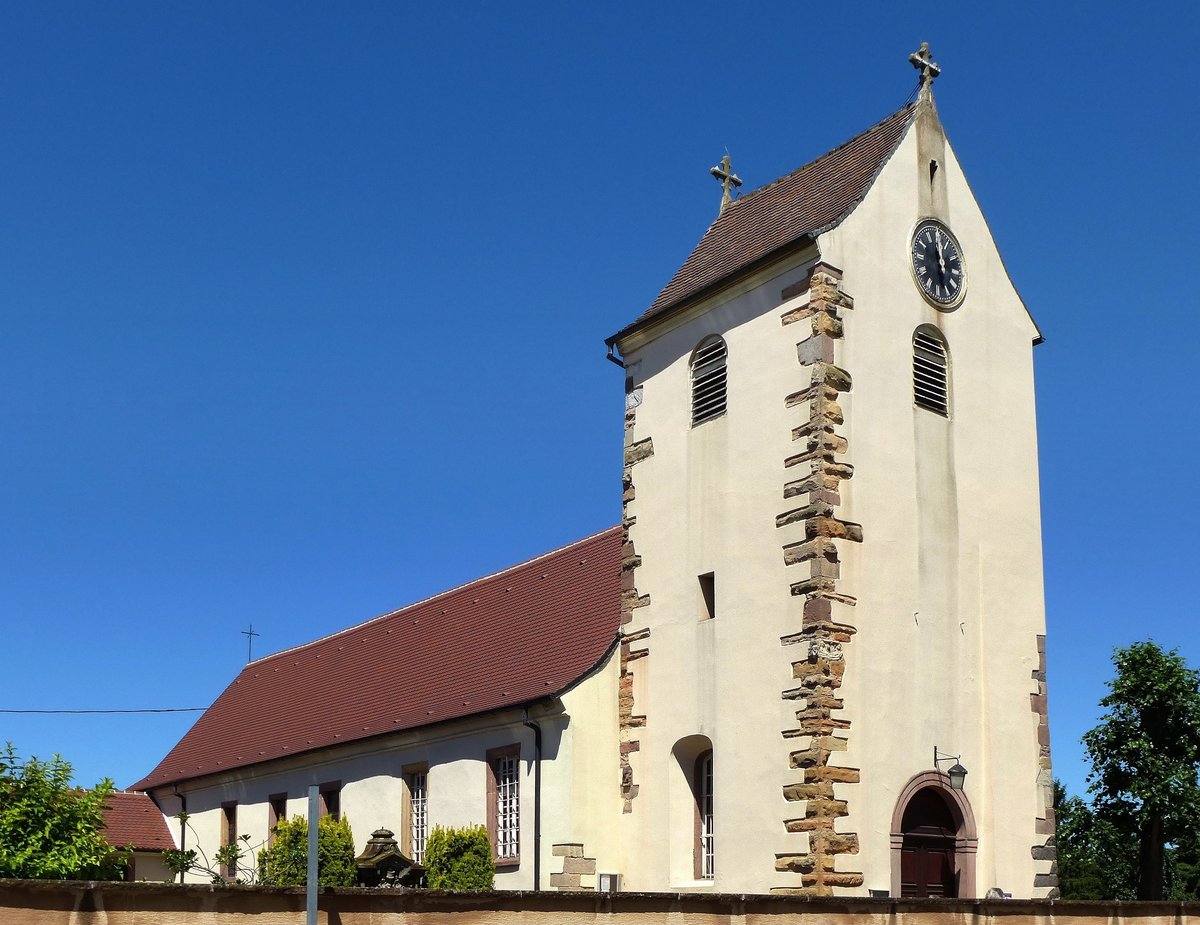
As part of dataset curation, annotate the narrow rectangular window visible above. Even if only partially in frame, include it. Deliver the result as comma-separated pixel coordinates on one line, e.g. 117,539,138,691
221,801,237,880
403,763,429,863
319,781,341,821
698,573,716,621
696,751,714,879
267,793,287,846
487,744,520,867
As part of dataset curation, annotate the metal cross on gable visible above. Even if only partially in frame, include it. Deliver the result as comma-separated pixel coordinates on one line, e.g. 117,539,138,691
242,623,260,663
709,153,742,214
908,42,941,87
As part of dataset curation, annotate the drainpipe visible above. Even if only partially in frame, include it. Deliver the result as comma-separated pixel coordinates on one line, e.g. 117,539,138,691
521,709,543,890
173,788,187,884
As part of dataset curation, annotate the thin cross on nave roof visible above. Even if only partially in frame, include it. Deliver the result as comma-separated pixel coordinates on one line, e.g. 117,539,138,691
242,623,260,663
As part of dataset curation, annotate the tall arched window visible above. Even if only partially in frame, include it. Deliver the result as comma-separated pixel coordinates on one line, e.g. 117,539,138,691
695,749,715,879
913,325,950,417
691,336,728,426
672,734,714,882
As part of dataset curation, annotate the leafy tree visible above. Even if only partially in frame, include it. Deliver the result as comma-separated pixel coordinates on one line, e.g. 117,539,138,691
0,743,127,880
1082,641,1200,900
257,815,356,887
423,825,494,891
1054,779,1136,900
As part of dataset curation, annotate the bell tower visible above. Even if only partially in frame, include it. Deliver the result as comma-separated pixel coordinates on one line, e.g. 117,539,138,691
605,45,1053,898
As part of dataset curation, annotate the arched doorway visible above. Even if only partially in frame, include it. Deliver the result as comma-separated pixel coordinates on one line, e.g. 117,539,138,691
900,788,957,896
890,771,978,898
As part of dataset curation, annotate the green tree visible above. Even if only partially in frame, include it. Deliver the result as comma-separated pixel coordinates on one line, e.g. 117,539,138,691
1054,779,1136,900
1082,641,1200,900
256,815,356,887
423,825,494,891
0,743,127,880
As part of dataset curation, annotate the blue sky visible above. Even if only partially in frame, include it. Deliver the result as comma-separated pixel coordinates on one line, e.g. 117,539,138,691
1,3,1197,799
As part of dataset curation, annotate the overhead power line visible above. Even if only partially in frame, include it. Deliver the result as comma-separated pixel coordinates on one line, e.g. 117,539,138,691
0,708,206,714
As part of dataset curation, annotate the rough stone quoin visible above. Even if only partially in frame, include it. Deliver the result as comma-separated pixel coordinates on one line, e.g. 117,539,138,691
775,263,864,896
619,376,653,813
1030,633,1058,897
550,842,598,891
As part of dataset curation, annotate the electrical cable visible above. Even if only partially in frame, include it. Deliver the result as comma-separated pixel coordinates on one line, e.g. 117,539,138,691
0,707,205,714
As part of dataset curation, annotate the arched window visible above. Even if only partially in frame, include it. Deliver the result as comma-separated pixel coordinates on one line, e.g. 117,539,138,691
913,325,950,417
671,734,714,882
691,336,728,426
695,749,715,879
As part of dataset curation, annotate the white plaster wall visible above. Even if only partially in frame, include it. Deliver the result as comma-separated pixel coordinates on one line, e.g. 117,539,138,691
616,248,825,893
129,851,175,883
613,100,1046,896
818,105,1046,898
149,662,621,892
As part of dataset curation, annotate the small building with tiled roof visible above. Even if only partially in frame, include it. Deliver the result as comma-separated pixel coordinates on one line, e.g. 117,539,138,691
102,791,176,881
136,47,1054,899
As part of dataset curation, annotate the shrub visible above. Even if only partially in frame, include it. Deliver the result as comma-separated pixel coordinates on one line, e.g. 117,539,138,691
0,744,127,880
423,824,494,891
257,815,356,887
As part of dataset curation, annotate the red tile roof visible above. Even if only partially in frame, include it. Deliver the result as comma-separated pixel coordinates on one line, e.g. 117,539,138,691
102,791,175,851
611,103,917,343
133,526,623,791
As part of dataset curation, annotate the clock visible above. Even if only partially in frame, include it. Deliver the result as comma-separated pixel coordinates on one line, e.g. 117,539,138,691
910,219,966,308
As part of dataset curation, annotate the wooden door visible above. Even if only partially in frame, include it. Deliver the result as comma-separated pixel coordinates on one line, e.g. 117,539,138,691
898,788,958,897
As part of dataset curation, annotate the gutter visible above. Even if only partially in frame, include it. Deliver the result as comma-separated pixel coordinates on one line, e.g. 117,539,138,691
173,788,187,884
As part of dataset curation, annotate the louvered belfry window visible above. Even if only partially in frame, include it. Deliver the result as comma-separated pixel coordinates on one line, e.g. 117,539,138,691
913,326,950,417
691,336,728,426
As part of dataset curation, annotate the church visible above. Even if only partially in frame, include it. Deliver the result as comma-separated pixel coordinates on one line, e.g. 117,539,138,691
132,46,1057,898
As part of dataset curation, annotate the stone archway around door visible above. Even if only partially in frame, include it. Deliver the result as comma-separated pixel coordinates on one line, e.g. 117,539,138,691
890,771,978,898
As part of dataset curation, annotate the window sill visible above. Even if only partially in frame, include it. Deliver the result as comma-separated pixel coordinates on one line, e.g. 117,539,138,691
494,858,521,872
670,879,715,890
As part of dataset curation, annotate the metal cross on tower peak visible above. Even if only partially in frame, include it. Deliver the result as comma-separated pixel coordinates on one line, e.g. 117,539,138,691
709,154,742,215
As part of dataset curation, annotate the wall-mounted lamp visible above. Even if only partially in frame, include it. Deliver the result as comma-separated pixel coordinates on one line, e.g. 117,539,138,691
934,746,968,790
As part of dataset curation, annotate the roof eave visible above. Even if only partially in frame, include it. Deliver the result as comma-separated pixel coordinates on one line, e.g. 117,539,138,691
607,233,818,351
134,632,622,793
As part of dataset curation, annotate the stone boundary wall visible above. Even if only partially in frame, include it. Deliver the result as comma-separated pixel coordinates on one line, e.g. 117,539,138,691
2,881,1198,925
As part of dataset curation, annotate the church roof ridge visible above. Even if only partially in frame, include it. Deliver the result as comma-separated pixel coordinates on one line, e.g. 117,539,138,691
131,525,623,792
610,101,918,345
731,102,919,214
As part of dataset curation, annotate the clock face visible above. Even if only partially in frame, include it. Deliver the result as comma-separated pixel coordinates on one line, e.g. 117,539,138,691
910,220,966,307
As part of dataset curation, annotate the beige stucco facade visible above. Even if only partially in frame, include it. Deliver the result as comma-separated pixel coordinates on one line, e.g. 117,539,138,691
148,655,620,889
609,95,1049,897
